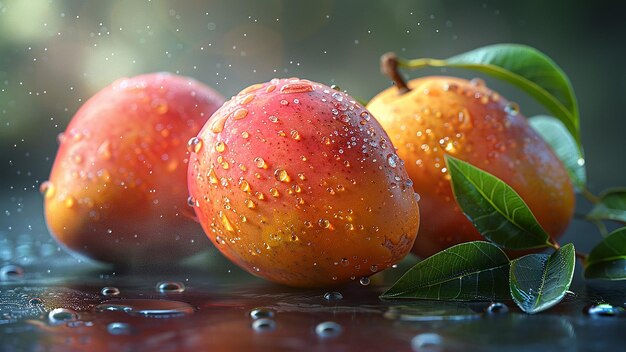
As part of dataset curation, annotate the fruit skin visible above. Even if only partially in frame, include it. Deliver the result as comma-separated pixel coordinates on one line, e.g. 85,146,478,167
44,73,225,266
367,76,574,258
187,78,420,287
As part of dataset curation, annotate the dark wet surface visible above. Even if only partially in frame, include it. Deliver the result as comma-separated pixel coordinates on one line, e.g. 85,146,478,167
1,196,625,352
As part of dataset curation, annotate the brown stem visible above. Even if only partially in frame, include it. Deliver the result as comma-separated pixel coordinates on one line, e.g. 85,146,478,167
380,52,410,94
548,238,561,250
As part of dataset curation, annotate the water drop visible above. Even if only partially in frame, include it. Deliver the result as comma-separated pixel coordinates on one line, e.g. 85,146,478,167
250,307,275,319
290,130,301,140
279,100,289,106
155,102,168,114
411,333,443,352
254,157,267,169
330,84,341,91
241,131,250,139
370,265,378,273
359,277,370,286
208,168,219,184
187,196,195,207
101,287,121,296
233,108,248,120
577,158,585,166
331,92,344,102
29,298,44,305
156,281,186,293
318,219,331,229
252,318,276,332
280,83,314,94
485,302,509,315
323,292,343,301
215,141,226,153
387,154,400,168
0,264,24,280
219,211,235,232
584,303,626,317
107,322,131,335
470,78,485,87
96,300,194,318
274,169,290,182
270,188,280,197
265,84,276,93
504,102,520,116
315,321,342,338
39,181,55,199
245,199,256,209
187,137,203,153
48,308,79,325
239,179,251,192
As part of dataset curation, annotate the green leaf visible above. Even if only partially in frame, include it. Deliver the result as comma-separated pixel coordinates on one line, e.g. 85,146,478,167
586,188,626,223
401,43,580,148
529,115,586,192
585,227,626,280
381,241,510,301
445,155,551,250
509,243,576,314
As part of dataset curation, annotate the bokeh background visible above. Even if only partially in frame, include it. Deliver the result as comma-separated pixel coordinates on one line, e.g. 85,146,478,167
1,0,625,268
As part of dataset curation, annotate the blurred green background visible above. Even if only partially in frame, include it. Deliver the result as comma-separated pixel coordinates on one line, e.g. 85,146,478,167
1,0,624,262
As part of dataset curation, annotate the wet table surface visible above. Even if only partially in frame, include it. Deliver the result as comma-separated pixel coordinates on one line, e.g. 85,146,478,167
1,197,625,352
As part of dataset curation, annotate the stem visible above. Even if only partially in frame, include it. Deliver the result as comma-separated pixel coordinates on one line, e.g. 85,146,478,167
380,52,410,94
547,238,561,250
592,220,609,237
582,187,600,204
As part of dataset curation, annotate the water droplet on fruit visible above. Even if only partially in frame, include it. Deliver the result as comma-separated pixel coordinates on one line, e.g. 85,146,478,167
577,158,585,166
470,78,485,87
213,141,226,153
187,196,196,207
0,264,24,280
39,181,55,199
187,137,203,153
64,196,76,208
318,219,331,229
245,199,256,209
48,308,79,325
265,84,276,93
332,92,344,102
370,265,378,273
233,108,248,120
359,277,370,286
250,307,275,319
315,321,342,338
387,154,400,168
241,83,264,94
485,302,509,315
270,188,280,197
211,115,228,133
324,291,343,301
101,287,120,296
280,99,289,106
239,180,251,192
584,303,626,316
241,131,250,139
411,333,443,352
241,94,255,105
504,102,520,116
330,84,341,91
280,82,314,94
252,318,276,332
269,115,279,123
290,130,301,140
107,322,131,335
219,211,235,232
254,157,267,169
274,169,290,182
156,281,186,293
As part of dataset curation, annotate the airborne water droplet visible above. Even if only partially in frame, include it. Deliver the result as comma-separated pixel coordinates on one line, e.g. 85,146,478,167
187,137,203,153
